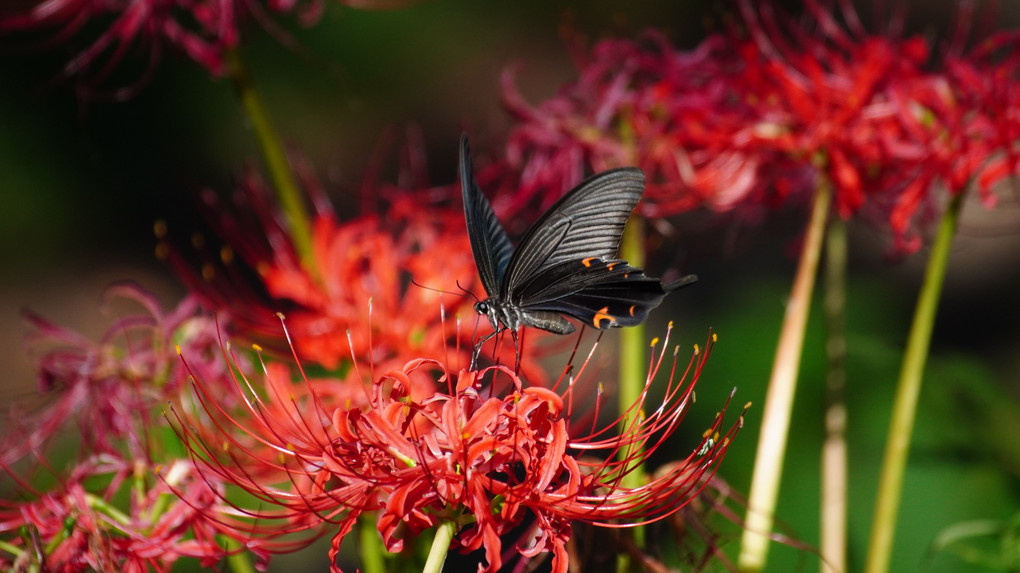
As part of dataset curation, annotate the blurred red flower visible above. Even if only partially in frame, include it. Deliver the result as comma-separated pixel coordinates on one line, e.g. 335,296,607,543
501,0,1020,253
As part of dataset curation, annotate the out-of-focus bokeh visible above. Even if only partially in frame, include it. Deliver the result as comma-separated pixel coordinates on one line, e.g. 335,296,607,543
1,1,1019,571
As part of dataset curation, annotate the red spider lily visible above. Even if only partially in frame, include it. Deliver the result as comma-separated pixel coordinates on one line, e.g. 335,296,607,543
0,453,283,572
170,323,747,572
501,29,795,219
5,282,233,466
735,0,1020,252
261,198,478,370
0,0,412,95
502,1,1020,253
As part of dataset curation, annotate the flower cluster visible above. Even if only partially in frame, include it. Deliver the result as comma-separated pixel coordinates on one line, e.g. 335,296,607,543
502,0,1020,252
0,454,279,573
171,326,745,573
0,284,263,571
6,283,232,465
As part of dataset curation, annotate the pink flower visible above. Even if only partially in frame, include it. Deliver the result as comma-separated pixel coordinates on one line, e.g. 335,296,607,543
0,453,278,572
172,324,746,572
7,282,231,466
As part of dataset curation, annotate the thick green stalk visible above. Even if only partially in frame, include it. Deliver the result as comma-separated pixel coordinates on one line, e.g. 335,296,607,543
359,514,385,573
738,181,831,571
617,215,647,573
222,536,256,573
864,191,965,573
618,213,647,478
821,216,848,573
423,521,456,573
224,50,315,270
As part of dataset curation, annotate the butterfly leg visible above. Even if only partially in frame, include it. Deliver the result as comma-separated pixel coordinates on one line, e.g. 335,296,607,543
511,329,521,374
471,326,504,371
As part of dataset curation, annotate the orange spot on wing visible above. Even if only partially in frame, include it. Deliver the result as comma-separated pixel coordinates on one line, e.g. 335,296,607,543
593,306,615,328
606,261,618,271
582,257,596,267
628,305,636,316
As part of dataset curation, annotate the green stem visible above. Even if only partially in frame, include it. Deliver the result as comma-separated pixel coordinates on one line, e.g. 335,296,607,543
359,513,386,573
618,214,647,480
224,50,316,271
222,536,257,573
84,493,132,526
864,191,965,573
821,216,848,573
617,215,647,573
423,521,456,573
0,539,22,558
738,179,832,572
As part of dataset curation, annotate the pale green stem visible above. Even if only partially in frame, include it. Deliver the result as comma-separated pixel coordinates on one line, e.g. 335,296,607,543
864,191,965,573
821,216,848,573
84,493,132,526
738,180,832,572
359,513,386,573
224,50,316,271
618,214,647,482
423,521,456,573
222,536,257,573
617,215,647,573
0,539,21,557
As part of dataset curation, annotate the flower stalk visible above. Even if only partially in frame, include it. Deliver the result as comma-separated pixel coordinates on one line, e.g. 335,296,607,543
821,216,848,573
864,191,966,573
359,514,386,573
738,176,832,571
618,214,648,480
423,521,456,573
617,214,647,573
222,537,257,573
224,50,315,271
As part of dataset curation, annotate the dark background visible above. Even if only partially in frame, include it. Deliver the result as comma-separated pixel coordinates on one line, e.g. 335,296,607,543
1,1,1018,571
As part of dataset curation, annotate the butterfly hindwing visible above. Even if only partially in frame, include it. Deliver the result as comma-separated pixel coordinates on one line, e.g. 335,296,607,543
501,168,645,298
460,135,515,296
513,257,672,329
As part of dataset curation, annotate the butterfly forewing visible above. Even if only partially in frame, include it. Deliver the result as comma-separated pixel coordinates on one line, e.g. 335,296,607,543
500,168,645,298
460,135,515,296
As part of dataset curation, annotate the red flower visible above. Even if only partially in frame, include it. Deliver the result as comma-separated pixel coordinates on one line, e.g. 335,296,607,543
502,2,1020,254
501,30,786,218
172,325,746,572
260,197,479,370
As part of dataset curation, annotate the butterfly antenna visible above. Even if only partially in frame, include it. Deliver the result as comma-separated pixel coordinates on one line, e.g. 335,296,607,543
455,280,480,303
410,277,470,297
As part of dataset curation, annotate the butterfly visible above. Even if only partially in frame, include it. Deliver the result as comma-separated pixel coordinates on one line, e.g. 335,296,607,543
460,135,695,362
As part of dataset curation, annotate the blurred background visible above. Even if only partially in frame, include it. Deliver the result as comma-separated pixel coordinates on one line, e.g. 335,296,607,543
1,0,1019,571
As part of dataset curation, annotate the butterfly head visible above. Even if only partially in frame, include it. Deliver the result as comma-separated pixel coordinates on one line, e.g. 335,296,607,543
474,298,517,333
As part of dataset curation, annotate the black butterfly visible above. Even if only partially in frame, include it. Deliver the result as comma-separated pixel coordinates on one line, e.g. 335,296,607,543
460,135,695,359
